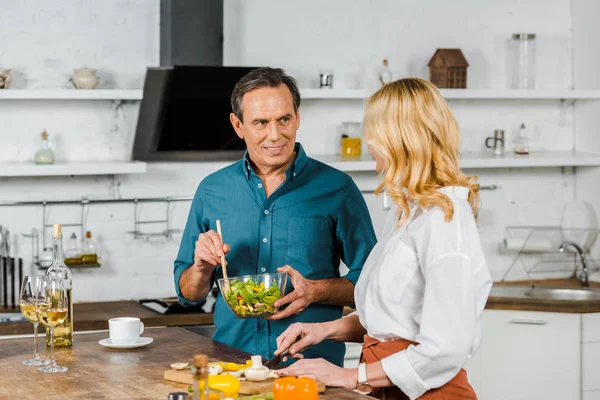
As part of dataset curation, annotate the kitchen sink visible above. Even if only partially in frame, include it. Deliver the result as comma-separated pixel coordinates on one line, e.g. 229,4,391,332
489,284,600,301
0,313,26,324
524,287,600,301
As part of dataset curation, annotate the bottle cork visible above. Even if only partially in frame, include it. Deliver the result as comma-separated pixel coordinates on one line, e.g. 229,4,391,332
86,231,92,239
193,354,208,367
53,224,62,238
41,129,48,140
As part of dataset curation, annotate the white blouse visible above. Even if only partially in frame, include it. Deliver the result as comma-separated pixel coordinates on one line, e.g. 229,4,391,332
354,186,492,400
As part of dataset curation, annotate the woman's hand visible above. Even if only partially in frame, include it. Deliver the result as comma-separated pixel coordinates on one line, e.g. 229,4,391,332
278,358,358,390
275,322,330,359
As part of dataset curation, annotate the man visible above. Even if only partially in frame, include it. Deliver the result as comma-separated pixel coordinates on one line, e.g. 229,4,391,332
174,67,376,367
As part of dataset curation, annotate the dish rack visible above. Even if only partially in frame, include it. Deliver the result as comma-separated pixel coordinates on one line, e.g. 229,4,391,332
499,226,600,284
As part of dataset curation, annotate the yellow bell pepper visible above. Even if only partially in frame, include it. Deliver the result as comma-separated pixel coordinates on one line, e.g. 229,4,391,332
209,360,252,371
199,374,241,398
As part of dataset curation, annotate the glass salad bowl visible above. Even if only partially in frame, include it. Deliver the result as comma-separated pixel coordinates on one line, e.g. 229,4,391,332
217,272,287,319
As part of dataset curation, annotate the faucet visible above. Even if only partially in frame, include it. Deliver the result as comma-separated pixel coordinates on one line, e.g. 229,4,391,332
559,241,590,287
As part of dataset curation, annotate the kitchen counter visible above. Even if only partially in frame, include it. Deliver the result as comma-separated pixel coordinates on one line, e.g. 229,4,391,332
0,300,214,336
486,278,600,313
4,278,597,338
0,326,372,399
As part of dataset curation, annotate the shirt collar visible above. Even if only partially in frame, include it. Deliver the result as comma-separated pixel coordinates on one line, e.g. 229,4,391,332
436,186,469,199
242,142,309,181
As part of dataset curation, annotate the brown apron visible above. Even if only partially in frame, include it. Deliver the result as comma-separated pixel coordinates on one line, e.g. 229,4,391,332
360,335,477,400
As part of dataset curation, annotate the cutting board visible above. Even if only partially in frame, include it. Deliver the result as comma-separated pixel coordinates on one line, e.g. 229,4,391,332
163,369,326,395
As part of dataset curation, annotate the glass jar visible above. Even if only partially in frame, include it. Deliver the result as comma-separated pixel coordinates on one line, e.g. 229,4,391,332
511,33,536,89
340,122,362,157
514,122,531,155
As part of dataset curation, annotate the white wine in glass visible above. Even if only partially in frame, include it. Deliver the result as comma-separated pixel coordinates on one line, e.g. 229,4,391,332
19,275,50,367
35,278,69,373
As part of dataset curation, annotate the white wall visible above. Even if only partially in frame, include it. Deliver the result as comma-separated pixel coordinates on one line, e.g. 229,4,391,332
0,0,593,303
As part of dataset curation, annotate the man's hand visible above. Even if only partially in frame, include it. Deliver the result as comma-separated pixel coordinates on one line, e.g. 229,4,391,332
180,230,231,302
193,230,230,271
265,265,316,320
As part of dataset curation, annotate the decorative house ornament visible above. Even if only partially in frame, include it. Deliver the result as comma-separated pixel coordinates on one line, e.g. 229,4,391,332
427,49,469,88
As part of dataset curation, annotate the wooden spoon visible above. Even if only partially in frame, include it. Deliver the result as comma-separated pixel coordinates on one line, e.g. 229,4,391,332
216,219,230,293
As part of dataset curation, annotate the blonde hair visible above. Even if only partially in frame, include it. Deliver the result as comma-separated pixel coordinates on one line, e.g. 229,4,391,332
363,77,480,225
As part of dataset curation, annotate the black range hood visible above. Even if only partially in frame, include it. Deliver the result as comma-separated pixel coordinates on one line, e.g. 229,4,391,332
133,65,260,162
133,0,260,162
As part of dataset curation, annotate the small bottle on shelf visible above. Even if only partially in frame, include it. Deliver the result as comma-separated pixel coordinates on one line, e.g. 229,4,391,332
514,122,531,155
378,59,392,86
34,129,56,165
81,231,98,265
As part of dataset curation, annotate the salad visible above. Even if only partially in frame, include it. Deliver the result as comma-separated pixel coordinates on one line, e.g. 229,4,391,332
224,278,282,317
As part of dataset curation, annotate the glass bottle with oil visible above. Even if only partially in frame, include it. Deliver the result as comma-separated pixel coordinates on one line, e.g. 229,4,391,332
44,224,73,347
82,231,98,265
64,232,83,266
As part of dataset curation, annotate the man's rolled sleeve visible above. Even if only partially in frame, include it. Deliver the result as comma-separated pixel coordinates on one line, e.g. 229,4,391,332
336,178,377,286
174,184,210,306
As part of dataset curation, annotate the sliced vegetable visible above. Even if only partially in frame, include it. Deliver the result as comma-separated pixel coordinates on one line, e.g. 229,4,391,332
188,374,241,398
225,278,282,317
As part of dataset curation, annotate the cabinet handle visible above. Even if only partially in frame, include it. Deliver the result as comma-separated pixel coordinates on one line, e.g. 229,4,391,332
382,190,392,210
509,319,548,325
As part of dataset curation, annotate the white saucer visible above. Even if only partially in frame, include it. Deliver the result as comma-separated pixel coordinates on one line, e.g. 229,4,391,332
98,337,153,349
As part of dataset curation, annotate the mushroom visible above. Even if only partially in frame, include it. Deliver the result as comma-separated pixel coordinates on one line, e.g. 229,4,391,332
244,355,270,382
170,362,189,370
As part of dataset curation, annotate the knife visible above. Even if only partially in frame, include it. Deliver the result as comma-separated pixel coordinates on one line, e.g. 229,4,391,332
264,348,289,369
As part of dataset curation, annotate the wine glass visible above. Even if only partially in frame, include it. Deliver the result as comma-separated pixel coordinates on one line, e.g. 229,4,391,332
19,275,50,367
35,277,69,373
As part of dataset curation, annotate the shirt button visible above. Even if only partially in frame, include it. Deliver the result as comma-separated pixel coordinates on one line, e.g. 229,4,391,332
261,267,266,273
258,183,263,188
264,210,269,215
293,172,297,177
262,238,268,243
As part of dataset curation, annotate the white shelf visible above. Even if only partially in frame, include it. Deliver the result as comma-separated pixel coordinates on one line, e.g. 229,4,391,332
300,89,369,99
0,161,147,177
314,151,600,172
440,89,600,100
2,88,597,101
299,88,600,100
0,89,143,100
313,154,377,171
461,151,600,168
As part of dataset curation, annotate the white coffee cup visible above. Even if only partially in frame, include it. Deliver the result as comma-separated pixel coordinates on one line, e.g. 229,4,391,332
108,317,144,344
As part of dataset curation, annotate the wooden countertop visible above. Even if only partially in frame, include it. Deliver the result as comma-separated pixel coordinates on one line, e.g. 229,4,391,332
0,326,371,399
0,300,214,336
486,278,600,313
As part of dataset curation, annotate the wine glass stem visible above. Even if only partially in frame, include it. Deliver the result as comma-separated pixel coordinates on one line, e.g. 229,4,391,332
48,328,56,367
33,322,39,357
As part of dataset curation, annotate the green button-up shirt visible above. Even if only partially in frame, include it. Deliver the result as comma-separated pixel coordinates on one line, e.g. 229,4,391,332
174,143,376,366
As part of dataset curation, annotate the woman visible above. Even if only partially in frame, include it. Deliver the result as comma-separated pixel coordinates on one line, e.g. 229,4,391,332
275,78,493,399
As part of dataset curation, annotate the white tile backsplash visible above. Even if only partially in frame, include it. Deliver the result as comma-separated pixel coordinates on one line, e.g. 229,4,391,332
0,0,588,302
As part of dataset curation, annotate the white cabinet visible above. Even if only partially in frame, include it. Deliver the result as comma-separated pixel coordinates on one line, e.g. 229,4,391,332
583,314,600,398
361,192,390,239
344,342,362,368
480,310,581,400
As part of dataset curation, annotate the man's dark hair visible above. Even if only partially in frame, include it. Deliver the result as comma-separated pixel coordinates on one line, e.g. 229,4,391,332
231,67,301,123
